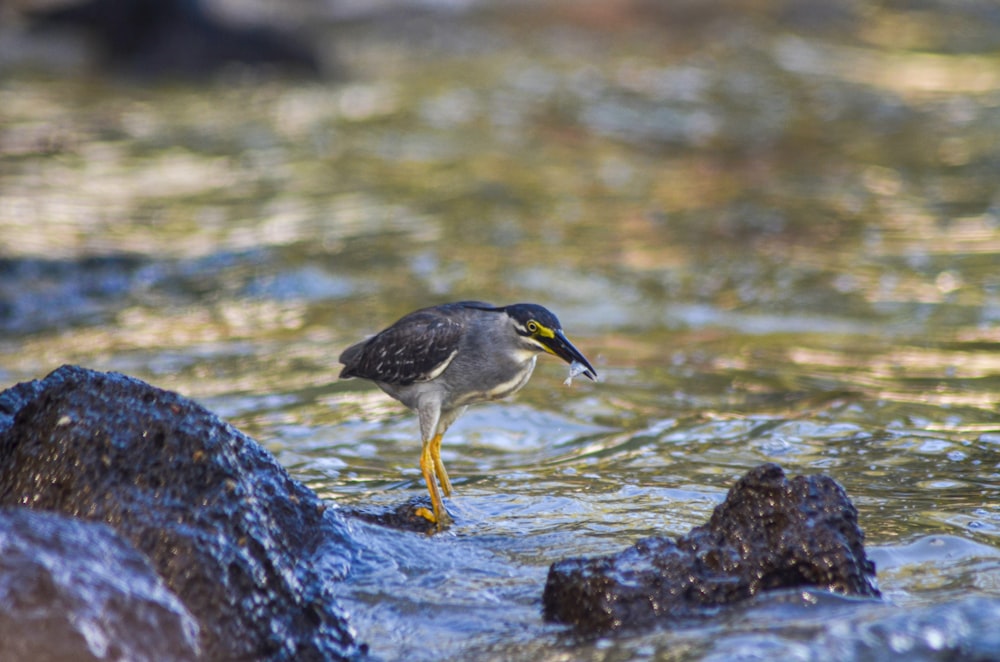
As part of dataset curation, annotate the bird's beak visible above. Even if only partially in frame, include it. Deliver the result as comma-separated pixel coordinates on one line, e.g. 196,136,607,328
542,330,598,381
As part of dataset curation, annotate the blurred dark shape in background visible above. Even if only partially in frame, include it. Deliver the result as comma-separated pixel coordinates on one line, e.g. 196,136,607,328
23,0,324,78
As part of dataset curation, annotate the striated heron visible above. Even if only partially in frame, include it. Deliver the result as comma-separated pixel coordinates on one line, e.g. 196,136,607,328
339,301,597,529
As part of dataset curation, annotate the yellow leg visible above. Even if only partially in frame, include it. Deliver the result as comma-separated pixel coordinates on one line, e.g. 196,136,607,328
417,438,451,529
429,432,454,496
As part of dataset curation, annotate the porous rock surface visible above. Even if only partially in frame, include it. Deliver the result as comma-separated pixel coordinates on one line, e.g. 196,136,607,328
0,507,200,662
543,463,880,631
0,365,363,660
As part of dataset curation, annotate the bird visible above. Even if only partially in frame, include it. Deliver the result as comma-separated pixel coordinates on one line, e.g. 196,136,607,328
339,301,597,529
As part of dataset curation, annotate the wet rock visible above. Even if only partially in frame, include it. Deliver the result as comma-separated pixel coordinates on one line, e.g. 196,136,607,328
343,495,449,534
0,252,338,337
543,463,880,631
26,0,323,78
0,508,199,662
0,255,146,335
0,372,47,430
0,365,363,661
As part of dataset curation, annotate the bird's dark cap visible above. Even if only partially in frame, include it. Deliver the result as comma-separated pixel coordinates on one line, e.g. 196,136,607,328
471,302,562,330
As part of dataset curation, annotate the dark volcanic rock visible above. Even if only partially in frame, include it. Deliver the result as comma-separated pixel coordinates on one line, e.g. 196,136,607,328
0,365,363,661
28,0,322,78
0,255,146,335
543,463,880,631
342,495,450,534
0,508,199,662
0,372,47,430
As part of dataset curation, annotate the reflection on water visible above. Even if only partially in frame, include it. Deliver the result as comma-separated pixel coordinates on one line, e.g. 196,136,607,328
2,1,1000,659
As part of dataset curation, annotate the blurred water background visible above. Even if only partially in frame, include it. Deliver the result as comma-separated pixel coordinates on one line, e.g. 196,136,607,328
2,0,1000,659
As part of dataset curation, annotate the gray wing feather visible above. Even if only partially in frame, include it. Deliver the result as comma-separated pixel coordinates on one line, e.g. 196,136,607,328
339,307,467,385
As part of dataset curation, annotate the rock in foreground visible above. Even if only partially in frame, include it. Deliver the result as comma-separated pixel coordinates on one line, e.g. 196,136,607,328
543,463,880,631
0,365,362,661
0,508,200,662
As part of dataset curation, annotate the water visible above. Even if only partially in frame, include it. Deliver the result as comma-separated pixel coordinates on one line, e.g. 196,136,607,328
2,2,1000,659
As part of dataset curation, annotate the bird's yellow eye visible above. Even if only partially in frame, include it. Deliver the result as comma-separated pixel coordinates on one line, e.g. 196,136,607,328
526,320,539,333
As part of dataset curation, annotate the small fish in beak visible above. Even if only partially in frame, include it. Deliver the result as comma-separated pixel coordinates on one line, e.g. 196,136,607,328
563,360,592,387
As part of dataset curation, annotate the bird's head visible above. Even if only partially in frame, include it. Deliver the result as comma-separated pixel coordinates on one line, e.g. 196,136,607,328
494,303,597,381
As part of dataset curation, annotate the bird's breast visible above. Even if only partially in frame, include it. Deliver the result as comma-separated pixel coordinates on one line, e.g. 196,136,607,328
451,354,537,407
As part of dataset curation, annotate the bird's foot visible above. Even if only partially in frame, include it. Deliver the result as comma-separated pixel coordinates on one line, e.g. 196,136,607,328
415,504,452,530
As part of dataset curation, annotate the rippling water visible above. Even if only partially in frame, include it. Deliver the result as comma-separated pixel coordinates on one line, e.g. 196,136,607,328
2,1,999,659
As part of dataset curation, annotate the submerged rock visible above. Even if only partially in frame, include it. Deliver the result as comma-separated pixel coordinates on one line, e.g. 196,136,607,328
0,365,363,661
543,463,880,631
25,0,323,78
0,255,147,335
342,495,450,534
0,508,200,662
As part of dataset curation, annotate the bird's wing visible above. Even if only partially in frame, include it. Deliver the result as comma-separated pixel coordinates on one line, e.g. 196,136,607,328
338,308,465,385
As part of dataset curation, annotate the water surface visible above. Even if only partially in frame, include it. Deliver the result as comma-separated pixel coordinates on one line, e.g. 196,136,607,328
2,2,999,659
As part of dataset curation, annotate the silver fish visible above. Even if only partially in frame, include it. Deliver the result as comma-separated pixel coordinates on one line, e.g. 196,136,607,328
563,360,589,387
